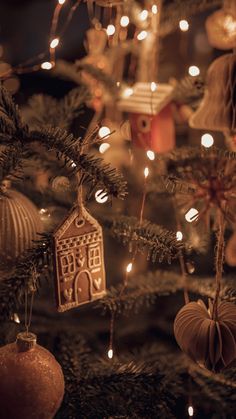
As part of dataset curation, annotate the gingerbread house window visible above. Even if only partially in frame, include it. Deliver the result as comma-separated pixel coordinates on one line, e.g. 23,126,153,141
88,245,101,268
60,252,75,275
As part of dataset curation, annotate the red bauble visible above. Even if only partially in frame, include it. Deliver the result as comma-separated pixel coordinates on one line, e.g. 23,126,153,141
0,332,65,419
174,300,236,372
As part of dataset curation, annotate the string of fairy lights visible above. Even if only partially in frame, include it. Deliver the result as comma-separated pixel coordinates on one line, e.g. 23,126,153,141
1,2,220,416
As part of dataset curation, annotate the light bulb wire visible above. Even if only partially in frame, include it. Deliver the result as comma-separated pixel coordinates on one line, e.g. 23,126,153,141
24,268,37,334
172,197,189,305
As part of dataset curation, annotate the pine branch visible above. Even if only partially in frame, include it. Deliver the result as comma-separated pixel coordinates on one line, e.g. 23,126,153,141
0,144,24,183
55,334,182,419
189,363,236,415
28,86,89,131
159,146,236,185
172,76,205,105
155,175,196,195
54,331,236,418
0,87,127,199
97,271,236,314
103,215,183,263
55,332,92,419
0,86,24,136
0,235,51,319
30,126,127,199
76,62,119,98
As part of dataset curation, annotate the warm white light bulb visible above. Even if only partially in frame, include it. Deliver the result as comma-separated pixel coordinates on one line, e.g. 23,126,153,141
99,143,110,154
95,190,108,204
179,20,189,32
144,167,149,178
98,126,111,138
41,61,53,70
108,349,113,359
122,87,133,98
50,38,59,49
152,4,158,14
106,24,116,36
150,82,157,92
188,405,194,417
58,0,66,4
146,150,155,160
188,65,200,76
137,31,148,41
120,15,129,27
39,208,47,214
176,231,183,241
126,262,133,273
201,133,214,148
13,313,20,324
139,9,148,21
185,208,199,223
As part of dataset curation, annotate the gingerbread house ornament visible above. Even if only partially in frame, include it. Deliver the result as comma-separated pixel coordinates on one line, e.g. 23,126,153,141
53,206,106,312
118,82,175,153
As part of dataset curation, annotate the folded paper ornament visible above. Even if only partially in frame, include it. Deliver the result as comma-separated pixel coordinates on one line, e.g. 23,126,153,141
206,1,236,50
174,299,236,372
118,82,175,153
190,53,236,133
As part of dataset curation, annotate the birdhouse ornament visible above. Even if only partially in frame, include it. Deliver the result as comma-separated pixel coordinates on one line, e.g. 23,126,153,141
118,82,175,153
53,205,106,312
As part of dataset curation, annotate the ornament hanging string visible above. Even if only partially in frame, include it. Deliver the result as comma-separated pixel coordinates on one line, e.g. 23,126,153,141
24,268,37,335
24,291,34,335
212,210,226,320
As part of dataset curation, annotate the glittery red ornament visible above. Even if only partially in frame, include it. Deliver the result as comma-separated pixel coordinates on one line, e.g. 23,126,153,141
174,300,236,372
0,332,65,419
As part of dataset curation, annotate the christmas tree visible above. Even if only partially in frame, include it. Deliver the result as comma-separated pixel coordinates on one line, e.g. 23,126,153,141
0,0,236,418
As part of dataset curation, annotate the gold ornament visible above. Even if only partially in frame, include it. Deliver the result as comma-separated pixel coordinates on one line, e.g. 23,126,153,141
190,53,236,133
0,189,43,272
206,1,236,50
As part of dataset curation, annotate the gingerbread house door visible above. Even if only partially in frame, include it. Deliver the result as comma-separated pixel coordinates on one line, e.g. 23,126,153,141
75,270,92,304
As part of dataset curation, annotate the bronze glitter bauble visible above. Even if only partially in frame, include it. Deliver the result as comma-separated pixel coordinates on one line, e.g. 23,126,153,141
0,332,65,419
206,6,236,50
0,189,43,271
174,300,236,372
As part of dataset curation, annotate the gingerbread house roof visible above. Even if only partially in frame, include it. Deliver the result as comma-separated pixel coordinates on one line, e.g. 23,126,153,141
118,82,174,115
53,206,101,240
